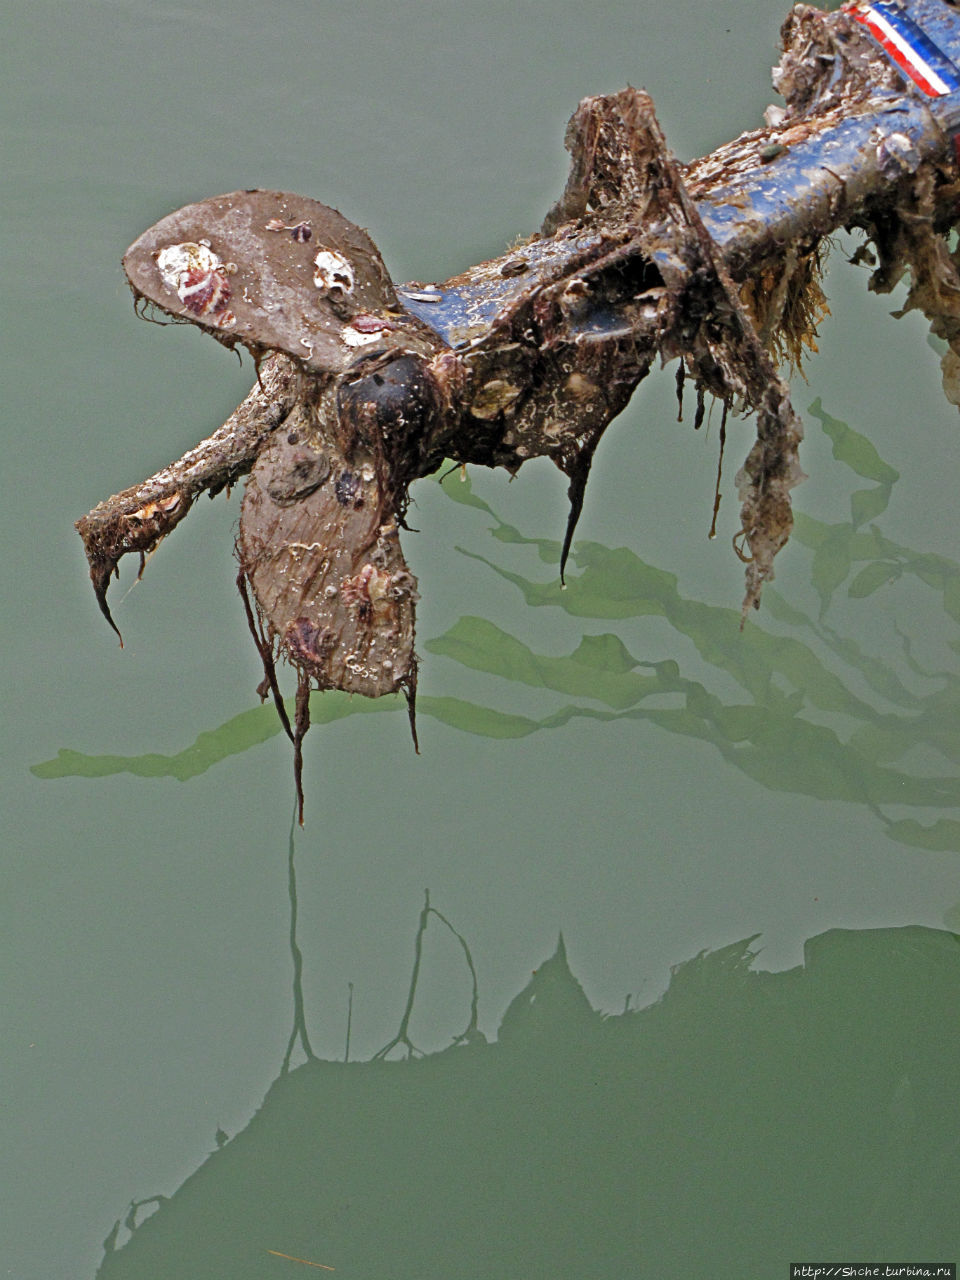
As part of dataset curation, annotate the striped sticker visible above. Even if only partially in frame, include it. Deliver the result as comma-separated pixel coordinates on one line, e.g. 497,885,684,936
847,1,960,96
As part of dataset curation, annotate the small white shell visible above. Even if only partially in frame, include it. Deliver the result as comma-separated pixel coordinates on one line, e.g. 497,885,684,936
156,242,232,320
342,325,383,347
313,248,355,294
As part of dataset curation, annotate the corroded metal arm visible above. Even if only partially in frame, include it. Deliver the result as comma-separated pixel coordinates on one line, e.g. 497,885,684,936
76,354,301,639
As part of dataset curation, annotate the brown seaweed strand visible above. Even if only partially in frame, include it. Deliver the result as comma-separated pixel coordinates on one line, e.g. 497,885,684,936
293,673,311,826
709,399,729,540
401,664,420,754
675,359,685,422
236,569,295,744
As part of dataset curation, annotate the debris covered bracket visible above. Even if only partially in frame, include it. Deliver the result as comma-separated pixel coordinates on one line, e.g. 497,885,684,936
77,1,960,817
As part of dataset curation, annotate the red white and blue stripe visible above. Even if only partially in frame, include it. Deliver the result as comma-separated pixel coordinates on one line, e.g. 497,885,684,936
847,1,960,96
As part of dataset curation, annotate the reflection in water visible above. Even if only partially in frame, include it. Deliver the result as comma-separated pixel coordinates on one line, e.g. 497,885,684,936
282,805,315,1074
95,902,960,1277
372,889,482,1061
36,403,960,852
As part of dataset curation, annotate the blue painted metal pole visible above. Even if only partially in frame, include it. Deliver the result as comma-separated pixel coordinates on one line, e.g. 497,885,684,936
400,0,960,344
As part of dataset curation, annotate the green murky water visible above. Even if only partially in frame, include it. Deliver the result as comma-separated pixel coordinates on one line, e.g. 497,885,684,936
4,1,960,1275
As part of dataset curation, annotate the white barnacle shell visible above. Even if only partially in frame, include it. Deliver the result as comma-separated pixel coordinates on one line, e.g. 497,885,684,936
313,248,355,294
156,242,231,319
341,325,383,347
157,241,221,294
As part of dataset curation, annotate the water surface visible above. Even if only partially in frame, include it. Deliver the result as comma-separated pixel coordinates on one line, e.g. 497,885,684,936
4,1,960,1275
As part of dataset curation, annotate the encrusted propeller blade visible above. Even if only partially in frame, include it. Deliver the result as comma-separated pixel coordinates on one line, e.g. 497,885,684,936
237,406,418,701
122,189,437,373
